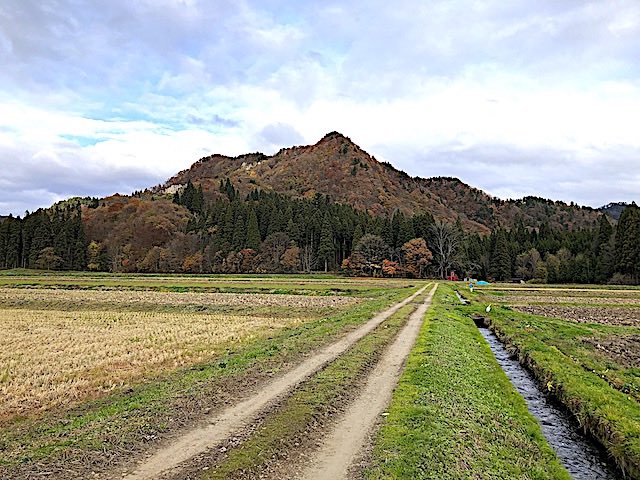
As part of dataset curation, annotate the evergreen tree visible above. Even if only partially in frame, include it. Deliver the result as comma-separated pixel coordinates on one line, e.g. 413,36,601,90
398,217,415,247
391,213,403,248
490,229,511,281
594,214,614,283
3,217,21,269
412,213,434,240
381,217,393,247
246,208,261,250
615,203,640,282
286,218,300,245
318,214,335,272
352,224,364,249
223,178,237,201
28,213,52,268
181,181,195,210
222,203,235,245
193,184,204,214
232,206,247,250
0,220,7,268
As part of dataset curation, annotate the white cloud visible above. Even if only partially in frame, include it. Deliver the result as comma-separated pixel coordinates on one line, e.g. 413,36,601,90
0,0,639,213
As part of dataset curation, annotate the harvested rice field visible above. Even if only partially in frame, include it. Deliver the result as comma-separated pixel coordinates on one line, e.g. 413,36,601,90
0,270,420,480
0,308,309,420
482,284,640,326
0,282,362,422
496,294,640,305
0,287,358,311
0,270,411,295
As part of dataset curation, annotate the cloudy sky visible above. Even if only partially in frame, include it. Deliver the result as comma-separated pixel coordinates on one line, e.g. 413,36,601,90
1,1,639,215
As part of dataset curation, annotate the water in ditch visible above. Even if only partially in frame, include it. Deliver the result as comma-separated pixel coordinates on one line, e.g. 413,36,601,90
476,323,621,480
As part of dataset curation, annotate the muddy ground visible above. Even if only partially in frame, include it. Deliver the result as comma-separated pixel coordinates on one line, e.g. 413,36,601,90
514,305,640,326
582,334,640,368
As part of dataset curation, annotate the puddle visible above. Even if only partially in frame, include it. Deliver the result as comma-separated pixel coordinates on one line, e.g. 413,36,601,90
475,319,621,479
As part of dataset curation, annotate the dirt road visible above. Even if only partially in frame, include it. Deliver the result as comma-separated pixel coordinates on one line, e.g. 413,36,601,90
121,284,431,480
301,284,437,480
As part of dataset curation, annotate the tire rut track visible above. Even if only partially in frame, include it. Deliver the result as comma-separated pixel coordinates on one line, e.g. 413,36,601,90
300,283,437,480
120,284,431,480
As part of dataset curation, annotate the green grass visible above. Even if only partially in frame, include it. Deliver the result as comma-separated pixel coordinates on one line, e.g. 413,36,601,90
468,300,640,479
480,309,640,401
366,284,570,480
0,282,420,477
200,292,429,479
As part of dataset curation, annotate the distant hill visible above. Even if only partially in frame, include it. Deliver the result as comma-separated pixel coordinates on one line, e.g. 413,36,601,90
2,131,633,280
162,131,601,234
599,202,628,221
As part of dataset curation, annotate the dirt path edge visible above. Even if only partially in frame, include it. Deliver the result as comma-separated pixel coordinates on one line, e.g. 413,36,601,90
301,284,438,480
120,284,431,480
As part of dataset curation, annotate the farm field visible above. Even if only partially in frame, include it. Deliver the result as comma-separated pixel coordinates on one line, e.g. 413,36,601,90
471,283,640,478
0,269,411,295
0,270,420,479
3,272,638,480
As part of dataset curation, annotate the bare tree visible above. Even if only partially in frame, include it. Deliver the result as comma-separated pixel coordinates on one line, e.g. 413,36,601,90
515,248,542,280
429,221,460,279
300,243,316,273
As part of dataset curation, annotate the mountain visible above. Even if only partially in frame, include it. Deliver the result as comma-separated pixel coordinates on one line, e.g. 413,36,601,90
1,131,628,279
161,131,601,234
599,202,628,221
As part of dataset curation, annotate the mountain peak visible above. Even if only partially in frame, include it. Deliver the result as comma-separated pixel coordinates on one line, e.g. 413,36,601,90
318,131,353,144
164,132,603,233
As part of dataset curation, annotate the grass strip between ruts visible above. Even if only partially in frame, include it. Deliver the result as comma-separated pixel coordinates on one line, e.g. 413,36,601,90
366,284,570,480
200,290,431,479
0,285,420,478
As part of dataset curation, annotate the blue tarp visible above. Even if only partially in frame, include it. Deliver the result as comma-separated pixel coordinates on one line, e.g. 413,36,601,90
476,280,491,285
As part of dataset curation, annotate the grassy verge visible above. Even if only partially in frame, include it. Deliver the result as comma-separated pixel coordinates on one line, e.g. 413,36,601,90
0,284,420,478
200,291,430,479
366,284,570,480
470,301,640,479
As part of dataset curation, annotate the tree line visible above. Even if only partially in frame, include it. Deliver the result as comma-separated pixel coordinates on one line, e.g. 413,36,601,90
460,205,640,284
0,205,86,270
0,179,639,284
169,180,437,276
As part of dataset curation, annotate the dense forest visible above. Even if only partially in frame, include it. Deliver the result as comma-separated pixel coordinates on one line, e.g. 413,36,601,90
0,180,638,284
0,205,86,270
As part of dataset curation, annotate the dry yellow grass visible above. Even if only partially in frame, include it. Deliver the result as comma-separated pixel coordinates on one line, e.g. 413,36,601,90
0,308,308,421
0,288,358,309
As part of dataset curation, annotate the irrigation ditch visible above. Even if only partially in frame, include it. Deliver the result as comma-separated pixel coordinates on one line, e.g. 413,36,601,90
456,290,622,479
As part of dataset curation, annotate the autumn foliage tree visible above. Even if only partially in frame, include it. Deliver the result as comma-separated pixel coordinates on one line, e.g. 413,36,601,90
382,259,400,277
3,175,640,285
343,234,389,276
401,238,433,278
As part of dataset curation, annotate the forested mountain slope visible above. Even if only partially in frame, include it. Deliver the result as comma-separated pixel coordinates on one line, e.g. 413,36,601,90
163,132,601,234
2,131,633,283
